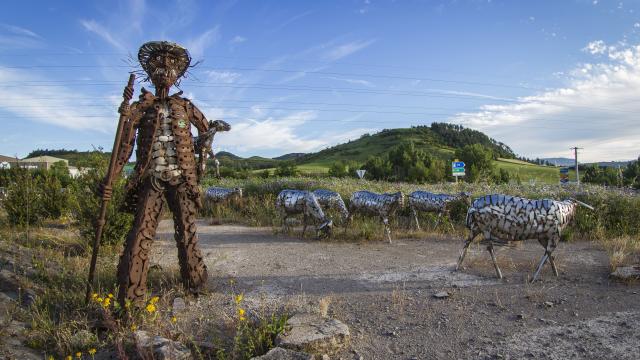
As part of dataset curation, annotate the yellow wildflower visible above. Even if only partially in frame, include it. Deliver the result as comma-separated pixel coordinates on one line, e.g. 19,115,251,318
145,303,156,314
239,315,246,322
96,297,103,303
66,356,72,360
48,356,54,360
149,296,160,304
171,316,177,323
88,348,96,355
234,294,243,304
91,293,98,299
107,293,114,299
75,352,82,358
131,324,137,331
102,298,111,308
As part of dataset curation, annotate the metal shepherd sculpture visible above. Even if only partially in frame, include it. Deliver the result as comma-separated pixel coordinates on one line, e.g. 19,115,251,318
87,41,227,307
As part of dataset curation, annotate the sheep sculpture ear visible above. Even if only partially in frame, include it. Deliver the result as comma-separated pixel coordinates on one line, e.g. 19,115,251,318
569,197,595,210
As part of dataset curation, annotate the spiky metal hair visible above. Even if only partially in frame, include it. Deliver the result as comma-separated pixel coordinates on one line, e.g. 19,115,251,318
137,41,191,79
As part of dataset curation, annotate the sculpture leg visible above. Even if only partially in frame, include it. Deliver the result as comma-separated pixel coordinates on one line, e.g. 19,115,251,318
532,252,550,282
382,217,392,244
301,214,307,238
411,207,421,231
547,254,559,277
166,182,208,294
117,181,164,307
455,233,476,271
433,212,442,230
446,210,455,232
487,243,503,279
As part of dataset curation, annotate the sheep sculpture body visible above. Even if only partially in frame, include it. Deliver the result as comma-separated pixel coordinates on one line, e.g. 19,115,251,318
348,191,405,243
408,191,470,230
312,189,349,222
204,187,243,203
456,194,593,281
276,190,333,239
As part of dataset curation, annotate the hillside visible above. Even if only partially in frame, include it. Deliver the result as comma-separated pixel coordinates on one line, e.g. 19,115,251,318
298,123,516,167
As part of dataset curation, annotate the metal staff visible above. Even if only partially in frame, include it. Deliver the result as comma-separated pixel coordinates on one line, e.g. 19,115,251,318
85,73,135,304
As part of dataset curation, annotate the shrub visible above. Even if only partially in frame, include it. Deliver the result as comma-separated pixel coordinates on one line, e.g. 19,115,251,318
4,170,45,225
70,152,132,246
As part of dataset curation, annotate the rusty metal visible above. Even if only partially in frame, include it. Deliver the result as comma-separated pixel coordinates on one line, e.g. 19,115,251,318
85,73,135,304
193,120,231,178
108,41,227,306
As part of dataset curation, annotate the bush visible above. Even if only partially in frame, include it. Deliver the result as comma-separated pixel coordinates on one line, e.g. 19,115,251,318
70,152,132,246
4,170,45,225
274,161,298,177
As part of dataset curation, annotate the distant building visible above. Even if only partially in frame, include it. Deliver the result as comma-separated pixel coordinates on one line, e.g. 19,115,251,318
0,154,16,169
14,155,69,170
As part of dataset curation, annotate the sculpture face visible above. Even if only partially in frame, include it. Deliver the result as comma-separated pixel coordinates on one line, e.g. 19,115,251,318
146,52,187,89
138,41,191,91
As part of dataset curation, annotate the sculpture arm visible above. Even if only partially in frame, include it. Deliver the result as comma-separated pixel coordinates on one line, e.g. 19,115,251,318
185,99,210,134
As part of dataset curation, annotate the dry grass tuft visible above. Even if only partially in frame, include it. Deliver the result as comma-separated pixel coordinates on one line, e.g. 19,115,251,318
598,236,640,271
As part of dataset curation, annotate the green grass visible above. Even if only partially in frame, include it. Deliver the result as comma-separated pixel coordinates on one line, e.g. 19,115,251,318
494,158,578,184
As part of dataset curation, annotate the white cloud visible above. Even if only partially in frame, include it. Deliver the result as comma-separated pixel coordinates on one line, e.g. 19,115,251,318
0,67,116,131
583,40,607,55
447,41,640,161
323,39,376,61
230,35,246,44
185,26,221,59
327,76,374,87
205,70,241,83
0,23,43,49
80,19,127,51
215,111,326,152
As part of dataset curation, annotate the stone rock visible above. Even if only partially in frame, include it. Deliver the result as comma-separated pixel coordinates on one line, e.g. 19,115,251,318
611,266,640,280
134,330,192,360
276,313,350,354
70,329,96,349
172,297,186,312
433,291,449,299
250,347,313,360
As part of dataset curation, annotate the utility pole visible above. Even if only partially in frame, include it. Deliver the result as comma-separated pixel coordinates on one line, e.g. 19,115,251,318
571,147,582,186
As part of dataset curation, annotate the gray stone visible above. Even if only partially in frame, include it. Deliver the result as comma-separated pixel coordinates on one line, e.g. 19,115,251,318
70,329,96,349
276,313,350,354
611,265,640,280
433,291,450,299
134,330,192,360
172,297,186,312
250,347,313,360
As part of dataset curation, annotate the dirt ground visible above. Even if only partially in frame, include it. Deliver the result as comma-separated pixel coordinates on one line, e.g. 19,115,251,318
152,220,640,360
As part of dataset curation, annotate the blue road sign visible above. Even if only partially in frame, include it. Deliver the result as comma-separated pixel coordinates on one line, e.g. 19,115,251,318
452,161,465,168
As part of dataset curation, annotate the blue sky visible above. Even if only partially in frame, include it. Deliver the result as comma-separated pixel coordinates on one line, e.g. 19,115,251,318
1,0,639,162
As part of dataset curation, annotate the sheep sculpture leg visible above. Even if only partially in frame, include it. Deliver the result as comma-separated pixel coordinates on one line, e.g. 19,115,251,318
411,207,422,231
455,237,473,271
382,217,392,244
487,243,503,279
301,214,308,238
548,254,559,277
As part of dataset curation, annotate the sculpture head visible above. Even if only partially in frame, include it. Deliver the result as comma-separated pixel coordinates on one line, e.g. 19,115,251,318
317,219,333,238
234,187,243,198
138,41,191,91
210,119,232,132
459,191,473,205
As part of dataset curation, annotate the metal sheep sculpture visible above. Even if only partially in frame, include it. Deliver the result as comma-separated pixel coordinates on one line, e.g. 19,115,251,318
348,191,405,244
204,186,243,203
312,189,349,222
408,191,471,231
276,190,333,239
456,194,594,282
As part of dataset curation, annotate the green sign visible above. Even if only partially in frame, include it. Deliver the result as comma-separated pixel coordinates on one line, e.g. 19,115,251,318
452,168,465,173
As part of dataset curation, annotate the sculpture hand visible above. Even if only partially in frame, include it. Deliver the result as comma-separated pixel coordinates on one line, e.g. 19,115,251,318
98,181,113,201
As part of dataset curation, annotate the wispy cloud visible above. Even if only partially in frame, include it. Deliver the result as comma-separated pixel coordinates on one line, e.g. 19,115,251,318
323,39,376,61
215,110,326,153
0,66,116,131
230,35,246,44
447,41,640,161
80,19,127,51
270,10,314,34
185,26,221,59
327,76,374,87
0,23,43,49
205,69,241,83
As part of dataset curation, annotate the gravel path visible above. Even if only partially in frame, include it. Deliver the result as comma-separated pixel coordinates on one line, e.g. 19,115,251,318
152,221,640,359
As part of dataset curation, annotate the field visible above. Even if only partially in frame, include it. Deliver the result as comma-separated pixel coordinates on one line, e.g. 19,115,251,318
1,176,639,359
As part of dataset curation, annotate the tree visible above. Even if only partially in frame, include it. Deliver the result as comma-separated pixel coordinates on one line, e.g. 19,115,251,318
455,144,495,182
274,161,298,177
362,156,392,180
